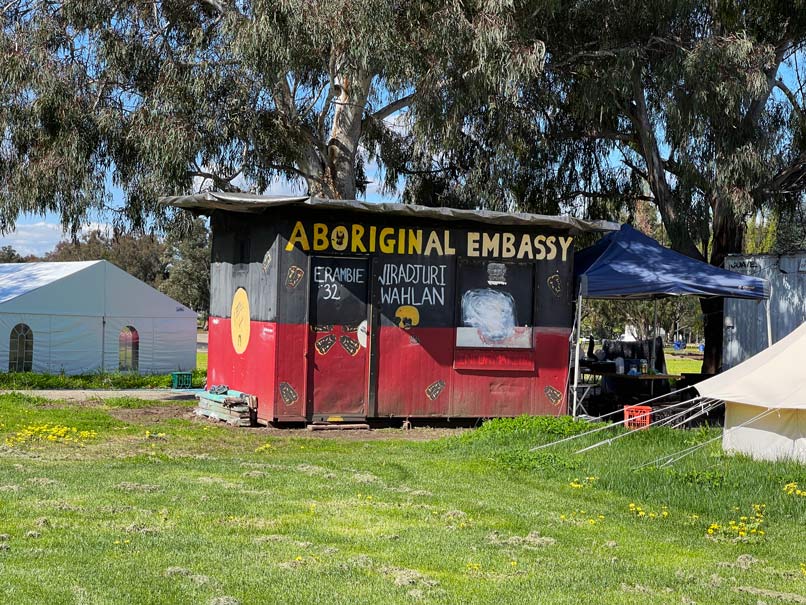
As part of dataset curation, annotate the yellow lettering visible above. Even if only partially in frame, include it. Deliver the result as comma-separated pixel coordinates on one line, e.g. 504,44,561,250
407,229,423,255
351,224,367,253
559,236,573,261
312,223,329,251
443,230,456,255
397,228,406,254
502,233,516,258
534,235,547,260
482,233,499,257
517,234,534,259
285,221,310,251
369,226,377,252
379,228,396,254
331,225,348,251
424,231,443,255
545,235,557,260
467,232,481,257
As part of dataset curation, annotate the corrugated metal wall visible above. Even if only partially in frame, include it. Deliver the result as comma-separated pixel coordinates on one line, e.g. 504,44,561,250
210,213,278,322
723,254,806,368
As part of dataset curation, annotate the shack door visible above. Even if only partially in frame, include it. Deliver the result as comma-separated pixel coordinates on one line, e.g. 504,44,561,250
307,257,370,420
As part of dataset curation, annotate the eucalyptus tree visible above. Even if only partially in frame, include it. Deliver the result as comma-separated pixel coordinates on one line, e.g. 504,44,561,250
525,1,806,371
0,0,545,234
407,1,806,371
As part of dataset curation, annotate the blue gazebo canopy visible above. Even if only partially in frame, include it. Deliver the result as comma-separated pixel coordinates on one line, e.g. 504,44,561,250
574,224,769,300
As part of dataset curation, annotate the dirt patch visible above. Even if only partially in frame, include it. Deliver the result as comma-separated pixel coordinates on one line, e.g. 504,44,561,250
114,482,162,493
734,586,806,603
488,530,556,549
109,405,196,424
380,566,440,587
26,478,58,487
718,554,764,570
9,387,468,440
0,389,197,403
247,424,466,442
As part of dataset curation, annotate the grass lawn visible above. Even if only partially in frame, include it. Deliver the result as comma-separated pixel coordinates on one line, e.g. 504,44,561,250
197,351,208,372
0,396,804,604
0,369,206,390
665,356,703,375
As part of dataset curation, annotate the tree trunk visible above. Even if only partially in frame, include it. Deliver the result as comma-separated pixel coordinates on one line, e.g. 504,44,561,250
302,70,372,200
700,200,745,373
627,66,705,261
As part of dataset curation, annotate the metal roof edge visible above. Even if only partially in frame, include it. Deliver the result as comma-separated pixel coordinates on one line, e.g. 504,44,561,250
159,193,618,233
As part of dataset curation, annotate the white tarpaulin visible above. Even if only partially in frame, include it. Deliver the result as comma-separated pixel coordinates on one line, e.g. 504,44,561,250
0,261,196,375
696,321,806,462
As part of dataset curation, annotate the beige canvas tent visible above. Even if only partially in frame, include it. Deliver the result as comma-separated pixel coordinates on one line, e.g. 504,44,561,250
695,321,806,463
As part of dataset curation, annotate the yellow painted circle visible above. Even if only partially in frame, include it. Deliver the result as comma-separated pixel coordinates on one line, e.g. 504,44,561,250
231,288,251,354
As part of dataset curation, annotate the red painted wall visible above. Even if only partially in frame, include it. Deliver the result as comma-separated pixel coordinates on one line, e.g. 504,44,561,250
209,316,569,422
375,326,569,417
208,317,276,423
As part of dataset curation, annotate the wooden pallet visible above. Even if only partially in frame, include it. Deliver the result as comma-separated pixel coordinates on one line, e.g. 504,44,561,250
195,390,255,427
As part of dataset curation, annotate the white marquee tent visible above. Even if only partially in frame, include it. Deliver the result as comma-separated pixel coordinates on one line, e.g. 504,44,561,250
696,321,806,463
0,261,197,375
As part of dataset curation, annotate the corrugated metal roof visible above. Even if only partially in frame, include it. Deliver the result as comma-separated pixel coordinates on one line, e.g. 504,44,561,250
0,261,101,304
160,192,617,233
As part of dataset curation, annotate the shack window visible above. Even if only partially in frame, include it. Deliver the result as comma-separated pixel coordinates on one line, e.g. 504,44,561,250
456,260,533,349
119,326,139,371
8,323,33,372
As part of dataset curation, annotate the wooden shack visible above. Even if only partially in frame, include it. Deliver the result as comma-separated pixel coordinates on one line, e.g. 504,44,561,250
164,193,611,424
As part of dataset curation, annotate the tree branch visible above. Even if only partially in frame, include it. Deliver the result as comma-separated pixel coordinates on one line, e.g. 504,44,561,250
258,161,324,185
662,157,709,193
758,151,806,195
188,169,243,193
743,40,789,130
367,92,416,123
774,78,805,122
620,154,647,180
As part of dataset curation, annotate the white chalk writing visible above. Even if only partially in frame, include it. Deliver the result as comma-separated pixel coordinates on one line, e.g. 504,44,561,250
379,263,447,307
313,266,366,284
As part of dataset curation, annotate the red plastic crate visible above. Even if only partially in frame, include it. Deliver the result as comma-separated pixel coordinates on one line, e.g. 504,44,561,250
624,405,652,430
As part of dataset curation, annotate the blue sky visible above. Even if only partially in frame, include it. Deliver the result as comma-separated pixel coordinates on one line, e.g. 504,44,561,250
0,162,398,256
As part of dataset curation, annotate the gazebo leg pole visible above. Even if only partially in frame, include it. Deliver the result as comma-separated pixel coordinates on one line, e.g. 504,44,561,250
651,298,658,396
572,296,583,418
765,297,773,348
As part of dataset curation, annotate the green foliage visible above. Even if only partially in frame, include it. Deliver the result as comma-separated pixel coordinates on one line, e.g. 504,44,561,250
0,370,205,390
668,469,730,489
496,450,581,472
467,415,594,441
0,0,545,232
583,298,703,343
771,202,806,253
46,230,167,287
0,245,23,263
159,218,210,315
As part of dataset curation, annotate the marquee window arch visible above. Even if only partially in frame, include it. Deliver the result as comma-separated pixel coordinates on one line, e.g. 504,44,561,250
8,323,33,372
119,326,139,371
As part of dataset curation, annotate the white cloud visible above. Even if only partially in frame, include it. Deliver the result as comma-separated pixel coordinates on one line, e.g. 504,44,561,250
0,220,114,257
0,222,66,256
